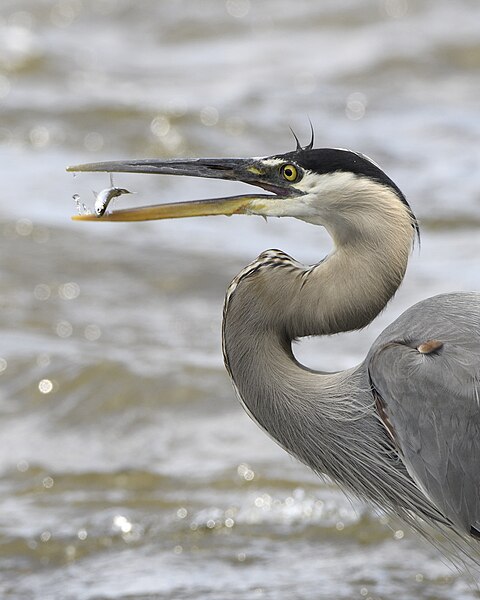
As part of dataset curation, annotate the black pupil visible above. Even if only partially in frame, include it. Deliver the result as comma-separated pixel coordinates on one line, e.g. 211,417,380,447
285,168,293,177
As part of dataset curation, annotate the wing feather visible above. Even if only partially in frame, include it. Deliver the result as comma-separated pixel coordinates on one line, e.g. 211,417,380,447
368,293,480,536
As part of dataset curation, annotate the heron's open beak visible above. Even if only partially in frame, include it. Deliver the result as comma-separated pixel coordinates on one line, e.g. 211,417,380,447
67,157,295,222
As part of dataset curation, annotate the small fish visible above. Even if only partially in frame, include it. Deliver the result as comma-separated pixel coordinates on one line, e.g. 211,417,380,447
94,174,132,217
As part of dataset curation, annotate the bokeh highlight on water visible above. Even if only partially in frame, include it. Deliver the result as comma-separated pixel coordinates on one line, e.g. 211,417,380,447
1,1,480,598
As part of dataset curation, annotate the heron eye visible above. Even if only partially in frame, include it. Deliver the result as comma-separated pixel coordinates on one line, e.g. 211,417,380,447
282,164,298,182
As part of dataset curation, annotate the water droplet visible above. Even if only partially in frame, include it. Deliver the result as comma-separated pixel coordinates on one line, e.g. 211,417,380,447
15,218,33,236
58,281,80,300
73,194,93,215
29,125,50,148
150,115,171,138
84,324,101,341
16,460,29,472
40,530,51,543
113,515,132,534
38,379,53,394
73,194,82,214
42,476,54,489
200,106,219,127
55,320,73,338
237,462,255,480
345,92,367,121
34,283,51,301
394,529,404,540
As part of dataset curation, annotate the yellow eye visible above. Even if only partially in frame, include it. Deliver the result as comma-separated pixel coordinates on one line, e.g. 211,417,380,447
282,164,298,182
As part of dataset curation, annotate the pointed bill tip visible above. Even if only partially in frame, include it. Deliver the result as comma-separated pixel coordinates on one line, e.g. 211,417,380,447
71,213,97,221
66,162,117,173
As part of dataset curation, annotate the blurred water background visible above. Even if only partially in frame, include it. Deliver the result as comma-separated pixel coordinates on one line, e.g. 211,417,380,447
1,0,480,598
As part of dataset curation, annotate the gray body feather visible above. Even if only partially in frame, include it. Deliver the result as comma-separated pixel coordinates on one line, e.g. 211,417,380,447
369,292,480,536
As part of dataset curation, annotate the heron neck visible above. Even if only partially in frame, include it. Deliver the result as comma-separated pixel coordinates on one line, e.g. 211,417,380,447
286,240,408,339
222,297,374,477
222,213,413,463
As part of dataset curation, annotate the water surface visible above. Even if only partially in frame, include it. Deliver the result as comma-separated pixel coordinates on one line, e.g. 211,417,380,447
1,1,480,598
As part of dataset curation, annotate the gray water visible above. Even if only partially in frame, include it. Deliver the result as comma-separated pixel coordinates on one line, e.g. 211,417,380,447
1,0,480,598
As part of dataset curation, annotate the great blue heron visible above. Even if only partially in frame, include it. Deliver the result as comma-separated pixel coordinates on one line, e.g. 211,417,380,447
68,138,480,560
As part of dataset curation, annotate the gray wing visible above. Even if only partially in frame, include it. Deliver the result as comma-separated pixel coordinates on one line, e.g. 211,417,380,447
368,292,480,537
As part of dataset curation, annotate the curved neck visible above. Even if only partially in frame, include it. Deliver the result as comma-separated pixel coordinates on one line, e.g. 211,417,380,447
222,206,414,479
285,236,409,339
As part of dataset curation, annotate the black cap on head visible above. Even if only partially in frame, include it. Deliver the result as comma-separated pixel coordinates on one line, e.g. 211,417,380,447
274,147,419,240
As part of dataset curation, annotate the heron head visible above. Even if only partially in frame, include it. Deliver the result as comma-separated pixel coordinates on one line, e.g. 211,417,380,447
68,142,417,240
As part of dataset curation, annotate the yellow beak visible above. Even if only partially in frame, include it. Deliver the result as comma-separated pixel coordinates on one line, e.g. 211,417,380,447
71,195,261,222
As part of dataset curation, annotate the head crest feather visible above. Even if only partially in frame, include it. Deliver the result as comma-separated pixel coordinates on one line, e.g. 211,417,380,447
289,121,315,151
289,127,302,151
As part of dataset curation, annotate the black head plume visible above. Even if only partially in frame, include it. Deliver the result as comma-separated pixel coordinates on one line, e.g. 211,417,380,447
305,118,314,151
289,122,315,152
289,127,302,151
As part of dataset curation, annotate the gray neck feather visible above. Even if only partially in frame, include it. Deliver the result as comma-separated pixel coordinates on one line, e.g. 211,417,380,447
221,190,438,520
